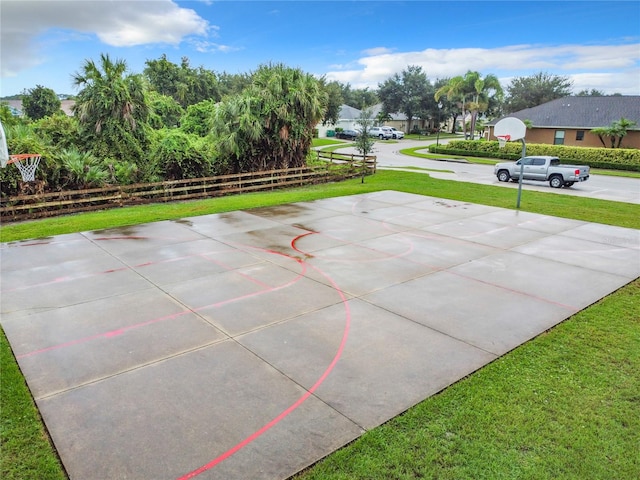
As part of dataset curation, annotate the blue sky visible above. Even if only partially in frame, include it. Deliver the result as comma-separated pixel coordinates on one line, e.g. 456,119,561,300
2,0,639,97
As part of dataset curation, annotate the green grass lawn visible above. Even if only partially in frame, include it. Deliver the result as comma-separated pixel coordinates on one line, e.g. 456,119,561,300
1,170,639,479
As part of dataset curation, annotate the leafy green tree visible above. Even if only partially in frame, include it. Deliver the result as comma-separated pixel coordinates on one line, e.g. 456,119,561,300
435,75,466,135
432,78,454,134
72,53,150,164
144,55,222,107
504,72,573,113
0,103,22,127
340,83,378,109
322,80,344,125
143,54,182,97
353,108,376,183
22,85,61,120
147,91,184,129
150,129,215,179
180,99,216,137
378,65,432,133
33,112,80,149
217,72,252,97
590,117,637,148
375,111,392,126
577,89,606,96
210,63,327,173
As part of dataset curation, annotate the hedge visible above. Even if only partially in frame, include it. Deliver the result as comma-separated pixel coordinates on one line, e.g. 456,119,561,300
431,140,640,172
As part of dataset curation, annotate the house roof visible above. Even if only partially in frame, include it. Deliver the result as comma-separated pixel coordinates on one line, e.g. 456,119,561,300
338,104,363,120
490,96,640,130
340,103,409,121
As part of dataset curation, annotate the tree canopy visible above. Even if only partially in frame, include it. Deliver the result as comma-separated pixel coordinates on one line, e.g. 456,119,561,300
378,65,434,132
210,63,327,173
22,85,61,120
3,50,635,199
504,72,573,113
435,71,503,138
72,53,149,162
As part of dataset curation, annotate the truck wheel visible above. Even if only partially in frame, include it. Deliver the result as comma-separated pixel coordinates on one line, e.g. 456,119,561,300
497,170,510,182
564,181,575,187
379,134,384,140
549,175,564,188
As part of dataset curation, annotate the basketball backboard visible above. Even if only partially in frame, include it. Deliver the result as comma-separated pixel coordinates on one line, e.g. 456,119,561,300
494,117,527,142
0,119,9,168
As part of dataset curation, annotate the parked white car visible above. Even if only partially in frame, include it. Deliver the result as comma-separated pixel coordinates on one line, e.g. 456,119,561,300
389,127,404,139
369,126,393,139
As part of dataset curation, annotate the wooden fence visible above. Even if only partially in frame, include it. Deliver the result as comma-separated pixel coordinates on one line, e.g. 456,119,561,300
0,159,374,222
316,150,377,172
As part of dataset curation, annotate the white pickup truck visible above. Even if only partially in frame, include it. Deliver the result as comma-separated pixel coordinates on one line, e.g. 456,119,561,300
494,156,590,188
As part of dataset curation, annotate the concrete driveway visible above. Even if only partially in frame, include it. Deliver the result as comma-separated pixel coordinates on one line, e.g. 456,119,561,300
2,191,638,480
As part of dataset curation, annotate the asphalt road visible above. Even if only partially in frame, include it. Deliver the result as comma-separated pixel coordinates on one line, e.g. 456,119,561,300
339,139,640,205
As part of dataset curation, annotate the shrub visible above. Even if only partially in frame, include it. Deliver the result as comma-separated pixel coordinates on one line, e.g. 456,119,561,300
33,113,81,149
103,158,140,185
436,140,640,171
1,123,62,194
59,147,109,189
150,129,215,180
180,100,215,137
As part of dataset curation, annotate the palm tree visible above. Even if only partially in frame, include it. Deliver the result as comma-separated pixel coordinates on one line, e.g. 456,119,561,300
435,76,466,136
465,72,503,139
211,63,327,172
436,72,503,140
72,53,149,162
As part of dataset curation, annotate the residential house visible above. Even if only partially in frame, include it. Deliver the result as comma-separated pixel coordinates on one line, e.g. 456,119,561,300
486,96,640,149
318,103,430,137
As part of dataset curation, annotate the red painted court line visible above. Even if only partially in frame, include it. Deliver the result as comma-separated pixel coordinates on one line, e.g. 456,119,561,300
291,230,415,263
16,311,190,359
3,267,131,293
177,261,351,480
2,248,236,293
14,248,307,360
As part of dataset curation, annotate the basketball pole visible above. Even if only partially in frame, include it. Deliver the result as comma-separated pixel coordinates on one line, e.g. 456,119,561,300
516,139,527,209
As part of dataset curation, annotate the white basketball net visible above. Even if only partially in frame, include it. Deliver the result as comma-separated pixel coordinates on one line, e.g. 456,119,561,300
496,135,511,149
10,154,42,182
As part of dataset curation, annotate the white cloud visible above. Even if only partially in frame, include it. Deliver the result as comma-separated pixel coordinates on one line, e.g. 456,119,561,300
1,0,210,76
190,40,241,54
325,43,640,95
362,47,393,56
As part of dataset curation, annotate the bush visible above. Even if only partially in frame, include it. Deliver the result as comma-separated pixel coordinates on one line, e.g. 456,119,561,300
435,140,640,171
180,100,215,137
1,123,62,194
150,129,216,180
0,160,24,197
103,158,141,185
59,148,109,189
33,113,81,149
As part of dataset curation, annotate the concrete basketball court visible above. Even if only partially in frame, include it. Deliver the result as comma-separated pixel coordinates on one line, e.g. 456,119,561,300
1,191,639,480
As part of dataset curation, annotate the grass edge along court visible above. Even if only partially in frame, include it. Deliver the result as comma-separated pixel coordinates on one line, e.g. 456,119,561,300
2,170,639,480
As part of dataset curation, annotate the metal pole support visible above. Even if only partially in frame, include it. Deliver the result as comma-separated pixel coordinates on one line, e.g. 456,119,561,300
516,139,527,209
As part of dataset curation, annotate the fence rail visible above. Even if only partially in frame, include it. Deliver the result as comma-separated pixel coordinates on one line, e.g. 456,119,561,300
316,150,377,172
1,164,373,222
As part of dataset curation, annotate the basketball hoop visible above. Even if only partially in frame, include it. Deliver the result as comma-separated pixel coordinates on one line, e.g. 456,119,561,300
493,117,528,209
496,134,510,149
8,154,42,182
